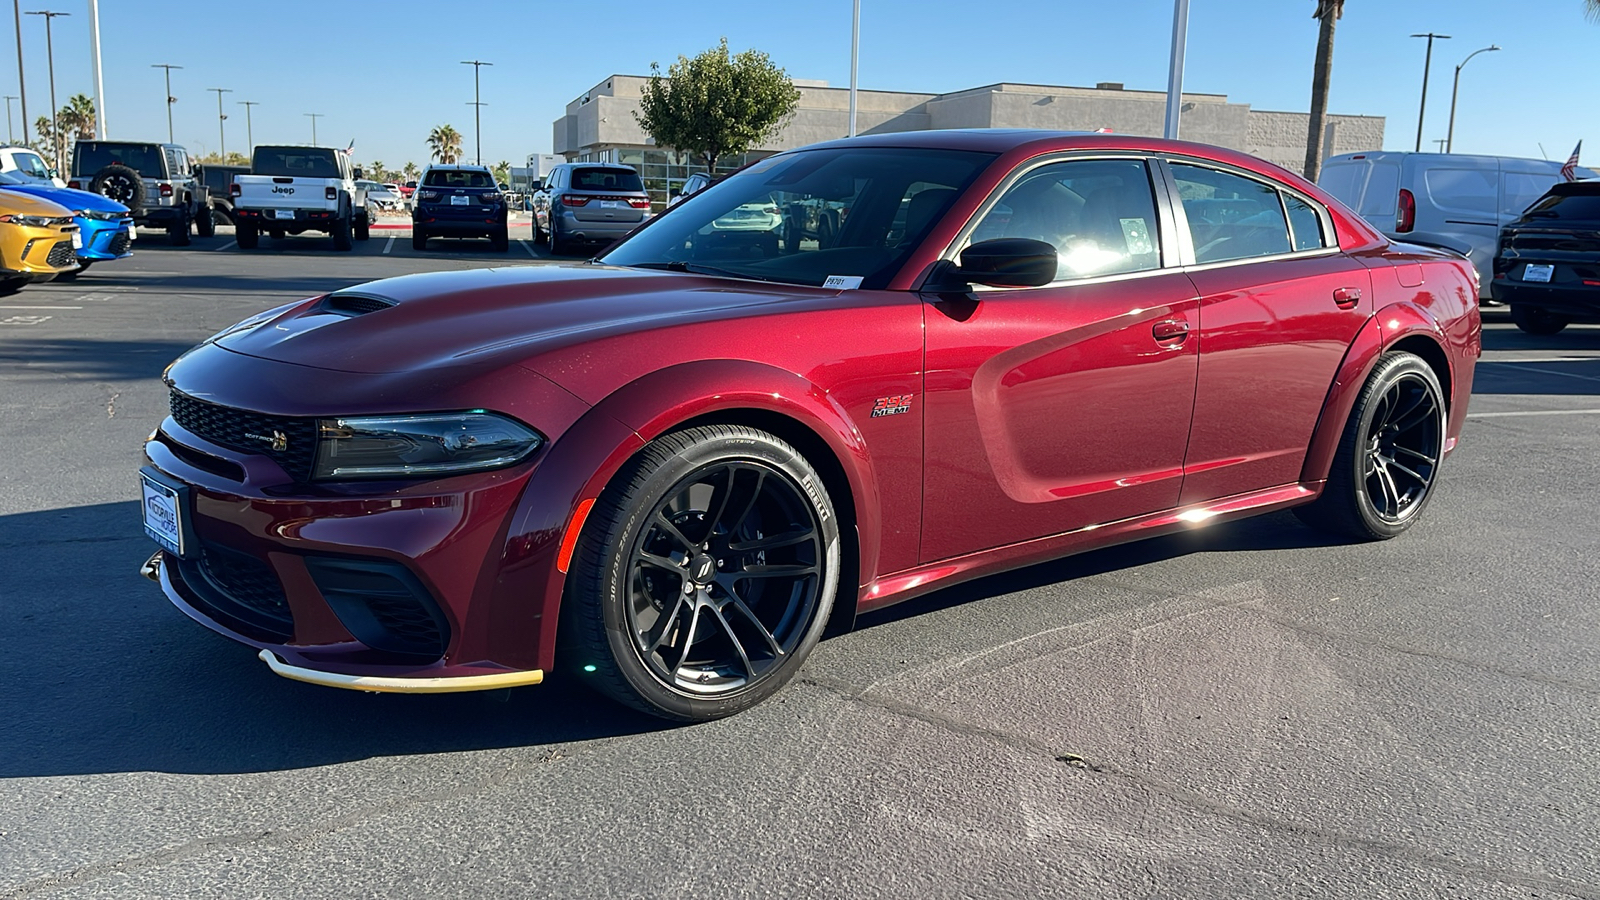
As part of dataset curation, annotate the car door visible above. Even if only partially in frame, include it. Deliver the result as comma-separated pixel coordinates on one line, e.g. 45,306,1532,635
920,155,1200,562
1161,159,1373,505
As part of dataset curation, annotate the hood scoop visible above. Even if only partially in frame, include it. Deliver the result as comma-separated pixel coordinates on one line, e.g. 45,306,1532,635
321,292,396,317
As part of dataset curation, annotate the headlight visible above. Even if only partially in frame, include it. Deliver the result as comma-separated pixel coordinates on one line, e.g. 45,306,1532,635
0,213,58,227
76,209,126,221
312,411,543,480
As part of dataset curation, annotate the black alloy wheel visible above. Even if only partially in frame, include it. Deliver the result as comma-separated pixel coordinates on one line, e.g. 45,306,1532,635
1294,351,1446,540
1510,304,1569,336
568,425,840,721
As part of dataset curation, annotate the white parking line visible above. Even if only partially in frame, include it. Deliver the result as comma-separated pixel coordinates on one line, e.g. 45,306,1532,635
213,240,237,252
383,235,395,255
519,240,537,258
1468,408,1600,419
0,305,82,309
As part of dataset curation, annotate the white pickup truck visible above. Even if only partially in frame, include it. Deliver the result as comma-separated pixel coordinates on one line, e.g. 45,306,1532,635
231,146,372,251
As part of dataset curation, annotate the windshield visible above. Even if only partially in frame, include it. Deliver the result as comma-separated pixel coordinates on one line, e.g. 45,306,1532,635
423,169,495,188
601,147,995,288
252,147,341,178
571,167,644,193
75,144,165,178
1525,188,1600,221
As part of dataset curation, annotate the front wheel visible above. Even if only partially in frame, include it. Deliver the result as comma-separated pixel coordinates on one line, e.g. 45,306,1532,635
566,425,841,721
1510,304,1568,336
491,225,509,252
1294,351,1446,541
411,227,428,251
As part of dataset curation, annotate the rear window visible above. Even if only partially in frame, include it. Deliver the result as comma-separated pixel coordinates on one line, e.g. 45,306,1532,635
75,143,165,178
252,147,341,179
423,169,495,188
570,167,644,193
1524,188,1600,221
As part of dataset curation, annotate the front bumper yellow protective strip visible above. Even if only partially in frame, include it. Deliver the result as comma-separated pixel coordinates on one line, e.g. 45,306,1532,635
258,650,544,694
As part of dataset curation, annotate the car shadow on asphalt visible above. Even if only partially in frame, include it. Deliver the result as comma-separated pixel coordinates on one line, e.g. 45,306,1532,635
0,338,199,382
0,500,666,778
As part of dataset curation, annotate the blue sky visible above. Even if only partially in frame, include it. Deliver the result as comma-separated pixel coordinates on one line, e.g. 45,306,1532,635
6,0,1594,170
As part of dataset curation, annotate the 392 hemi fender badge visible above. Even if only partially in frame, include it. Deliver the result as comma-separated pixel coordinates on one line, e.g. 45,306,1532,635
871,394,913,417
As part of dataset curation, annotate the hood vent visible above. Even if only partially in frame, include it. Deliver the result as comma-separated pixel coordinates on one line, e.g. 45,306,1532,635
322,292,396,317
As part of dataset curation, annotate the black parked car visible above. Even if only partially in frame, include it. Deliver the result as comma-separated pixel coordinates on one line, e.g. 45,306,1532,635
196,163,248,226
1493,180,1600,334
411,164,508,252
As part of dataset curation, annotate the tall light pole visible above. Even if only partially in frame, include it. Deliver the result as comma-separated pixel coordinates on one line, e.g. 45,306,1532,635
238,100,258,151
1164,0,1190,139
207,87,231,159
848,0,859,138
151,63,181,143
88,0,104,137
12,0,28,145
304,112,322,145
460,60,492,164
25,9,68,171
3,95,15,143
1446,45,1499,154
1410,32,1451,152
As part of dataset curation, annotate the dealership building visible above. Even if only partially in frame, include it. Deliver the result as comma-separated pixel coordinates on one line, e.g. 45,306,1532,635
553,74,1385,206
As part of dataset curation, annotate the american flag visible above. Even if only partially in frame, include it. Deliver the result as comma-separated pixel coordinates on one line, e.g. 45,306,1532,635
1561,141,1582,182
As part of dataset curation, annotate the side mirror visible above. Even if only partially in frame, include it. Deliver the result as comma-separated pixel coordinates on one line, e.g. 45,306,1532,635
943,238,1058,288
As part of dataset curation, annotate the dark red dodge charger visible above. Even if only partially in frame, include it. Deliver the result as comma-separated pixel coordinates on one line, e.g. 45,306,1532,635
139,130,1480,720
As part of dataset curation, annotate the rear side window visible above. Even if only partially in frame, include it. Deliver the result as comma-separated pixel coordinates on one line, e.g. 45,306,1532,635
1424,167,1496,215
423,169,494,188
75,144,165,178
252,148,341,178
1169,163,1291,264
1284,195,1328,251
967,158,1161,280
571,167,644,192
1502,172,1556,215
1523,189,1600,221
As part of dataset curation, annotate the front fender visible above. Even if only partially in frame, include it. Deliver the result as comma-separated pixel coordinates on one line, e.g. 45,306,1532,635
495,359,880,673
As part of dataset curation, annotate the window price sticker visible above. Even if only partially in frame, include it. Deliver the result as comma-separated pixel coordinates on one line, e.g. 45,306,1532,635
823,275,863,290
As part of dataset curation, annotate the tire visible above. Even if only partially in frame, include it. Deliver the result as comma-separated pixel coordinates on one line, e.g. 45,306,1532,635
532,212,548,245
817,216,835,249
491,225,509,252
412,227,428,251
1293,351,1446,541
168,212,191,246
195,204,215,237
88,164,145,210
58,260,91,280
0,275,28,295
332,214,353,251
566,425,841,721
550,219,573,256
236,222,259,249
211,208,234,227
354,212,371,241
1509,304,1568,336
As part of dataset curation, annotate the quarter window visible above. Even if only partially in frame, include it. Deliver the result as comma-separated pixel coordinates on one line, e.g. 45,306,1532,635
967,158,1162,281
1284,194,1327,251
1170,163,1292,264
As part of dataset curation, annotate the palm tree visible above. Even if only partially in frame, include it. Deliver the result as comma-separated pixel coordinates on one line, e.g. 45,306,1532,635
370,160,386,182
427,125,462,165
1303,0,1344,181
403,161,419,181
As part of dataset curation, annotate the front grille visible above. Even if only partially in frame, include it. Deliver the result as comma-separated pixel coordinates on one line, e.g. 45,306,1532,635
107,232,131,255
180,542,294,643
168,390,318,481
45,240,76,268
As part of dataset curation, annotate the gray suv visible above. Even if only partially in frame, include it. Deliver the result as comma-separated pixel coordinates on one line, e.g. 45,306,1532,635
69,141,214,244
532,163,650,256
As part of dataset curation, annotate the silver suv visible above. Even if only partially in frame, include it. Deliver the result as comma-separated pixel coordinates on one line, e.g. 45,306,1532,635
532,163,651,256
69,141,213,245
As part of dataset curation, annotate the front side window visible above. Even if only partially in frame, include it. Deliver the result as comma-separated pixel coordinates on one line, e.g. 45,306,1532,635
964,157,1162,281
12,151,49,177
1170,163,1292,264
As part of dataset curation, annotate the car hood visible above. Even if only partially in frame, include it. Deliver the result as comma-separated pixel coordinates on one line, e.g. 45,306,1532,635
0,189,76,217
213,263,831,376
0,184,127,214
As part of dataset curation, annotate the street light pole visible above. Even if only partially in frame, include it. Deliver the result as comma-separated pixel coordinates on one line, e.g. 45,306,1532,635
12,0,28,146
1164,0,1190,139
88,0,104,137
207,87,231,159
848,0,859,138
239,101,258,151
1446,45,1499,154
1410,32,1451,152
460,60,492,165
304,113,322,145
151,63,181,144
3,95,16,143
25,9,69,171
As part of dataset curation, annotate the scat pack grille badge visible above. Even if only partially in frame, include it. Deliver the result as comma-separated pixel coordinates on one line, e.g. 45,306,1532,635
871,394,913,418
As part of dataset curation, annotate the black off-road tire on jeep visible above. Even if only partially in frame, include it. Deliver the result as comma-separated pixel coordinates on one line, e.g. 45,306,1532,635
236,222,259,249
412,227,428,251
354,212,371,241
195,205,215,238
331,213,353,251
88,164,145,210
168,211,192,246
563,424,842,721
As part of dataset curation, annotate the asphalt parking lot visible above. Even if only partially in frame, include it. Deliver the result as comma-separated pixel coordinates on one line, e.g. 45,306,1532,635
2,232,1598,898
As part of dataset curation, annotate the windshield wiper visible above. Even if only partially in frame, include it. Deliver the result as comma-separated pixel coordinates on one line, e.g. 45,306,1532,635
629,261,777,283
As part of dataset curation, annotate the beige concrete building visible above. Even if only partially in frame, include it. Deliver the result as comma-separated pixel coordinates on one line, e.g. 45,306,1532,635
554,75,1384,205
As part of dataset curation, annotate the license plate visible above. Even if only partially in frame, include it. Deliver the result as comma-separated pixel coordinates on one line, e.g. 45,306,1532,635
273,209,297,220
71,231,83,249
140,471,186,557
450,195,469,205
600,200,621,209
126,226,136,241
1523,263,1554,283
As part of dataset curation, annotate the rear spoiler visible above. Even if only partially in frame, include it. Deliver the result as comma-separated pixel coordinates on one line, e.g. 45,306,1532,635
1388,231,1473,259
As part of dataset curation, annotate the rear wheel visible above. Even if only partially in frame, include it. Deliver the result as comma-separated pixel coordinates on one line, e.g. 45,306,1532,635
491,225,509,252
532,212,548,245
332,214,353,251
1510,304,1568,335
412,228,428,251
211,207,234,227
168,212,191,246
354,212,371,241
1294,351,1446,541
236,222,259,249
195,205,215,237
567,425,841,721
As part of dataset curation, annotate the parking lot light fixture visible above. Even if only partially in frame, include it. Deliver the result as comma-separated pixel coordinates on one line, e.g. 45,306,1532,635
305,113,322,145
1446,45,1499,154
25,9,69,171
208,87,232,160
239,101,258,151
151,63,182,144
460,60,493,165
1409,32,1451,152
3,95,15,143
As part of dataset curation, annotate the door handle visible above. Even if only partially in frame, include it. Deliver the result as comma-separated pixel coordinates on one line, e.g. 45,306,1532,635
1152,320,1191,343
1333,287,1362,309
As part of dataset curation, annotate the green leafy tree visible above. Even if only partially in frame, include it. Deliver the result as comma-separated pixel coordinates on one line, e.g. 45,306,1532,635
1303,0,1344,181
427,125,462,164
492,160,510,185
635,38,801,173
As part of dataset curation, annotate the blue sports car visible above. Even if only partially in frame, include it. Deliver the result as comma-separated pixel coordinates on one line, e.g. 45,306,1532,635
0,171,132,277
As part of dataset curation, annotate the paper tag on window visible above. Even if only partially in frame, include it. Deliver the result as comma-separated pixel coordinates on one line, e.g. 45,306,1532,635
822,275,863,290
1120,218,1153,255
